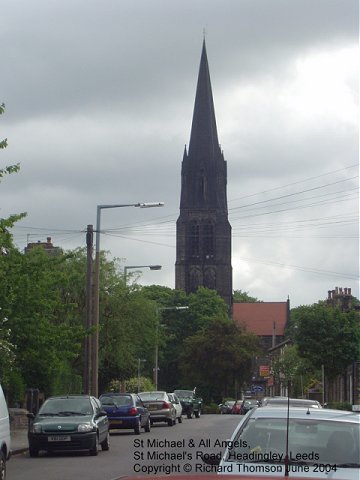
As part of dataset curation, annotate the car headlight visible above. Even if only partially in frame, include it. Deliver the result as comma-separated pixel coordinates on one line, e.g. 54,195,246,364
77,423,94,433
30,423,42,433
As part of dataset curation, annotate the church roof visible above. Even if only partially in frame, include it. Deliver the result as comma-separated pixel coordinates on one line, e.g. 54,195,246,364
232,302,289,336
188,39,220,161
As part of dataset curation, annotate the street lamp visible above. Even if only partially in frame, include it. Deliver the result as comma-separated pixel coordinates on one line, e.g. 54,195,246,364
154,306,189,389
91,202,164,397
124,264,162,280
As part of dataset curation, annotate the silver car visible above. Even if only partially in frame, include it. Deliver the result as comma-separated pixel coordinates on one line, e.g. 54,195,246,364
138,391,176,426
213,406,360,478
168,393,183,423
260,397,322,408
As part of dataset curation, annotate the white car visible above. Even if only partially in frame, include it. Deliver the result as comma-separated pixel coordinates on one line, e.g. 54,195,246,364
168,393,183,423
210,406,360,479
0,384,11,480
260,397,322,408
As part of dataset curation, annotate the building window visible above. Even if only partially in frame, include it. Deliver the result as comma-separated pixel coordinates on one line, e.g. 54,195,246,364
203,222,214,257
190,268,201,292
190,223,200,257
204,268,216,289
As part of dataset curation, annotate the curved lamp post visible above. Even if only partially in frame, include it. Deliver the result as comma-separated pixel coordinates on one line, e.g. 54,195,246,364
124,264,162,280
91,202,164,397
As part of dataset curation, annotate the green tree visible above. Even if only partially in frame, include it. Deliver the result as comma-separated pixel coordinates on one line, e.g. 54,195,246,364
271,344,309,397
0,104,27,241
98,257,159,392
4,248,86,397
293,304,360,379
180,317,260,402
0,103,27,395
233,289,262,303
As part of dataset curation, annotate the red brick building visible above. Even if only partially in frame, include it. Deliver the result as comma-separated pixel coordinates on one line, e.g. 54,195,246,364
232,300,290,396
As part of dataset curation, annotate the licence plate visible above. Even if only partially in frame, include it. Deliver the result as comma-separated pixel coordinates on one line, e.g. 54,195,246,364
111,420,123,424
48,435,71,442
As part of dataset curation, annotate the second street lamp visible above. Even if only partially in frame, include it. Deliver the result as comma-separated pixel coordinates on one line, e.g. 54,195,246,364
91,202,164,397
124,264,162,281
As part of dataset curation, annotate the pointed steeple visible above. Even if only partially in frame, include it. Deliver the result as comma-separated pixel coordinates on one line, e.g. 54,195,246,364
188,39,221,161
176,40,232,308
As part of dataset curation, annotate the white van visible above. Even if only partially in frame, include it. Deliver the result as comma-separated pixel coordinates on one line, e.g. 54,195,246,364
0,384,11,480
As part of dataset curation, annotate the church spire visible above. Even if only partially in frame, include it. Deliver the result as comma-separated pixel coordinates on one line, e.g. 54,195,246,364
176,40,232,308
188,39,221,161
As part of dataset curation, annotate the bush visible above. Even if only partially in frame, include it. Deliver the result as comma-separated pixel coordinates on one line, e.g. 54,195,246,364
202,402,219,414
107,376,155,393
326,401,352,411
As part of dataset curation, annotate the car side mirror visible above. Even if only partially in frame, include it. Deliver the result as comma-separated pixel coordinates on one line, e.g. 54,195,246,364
96,410,108,418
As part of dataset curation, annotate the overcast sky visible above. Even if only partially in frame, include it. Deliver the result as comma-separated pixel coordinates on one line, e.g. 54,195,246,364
1,0,359,308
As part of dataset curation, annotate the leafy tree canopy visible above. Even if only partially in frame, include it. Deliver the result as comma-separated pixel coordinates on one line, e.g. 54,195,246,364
180,316,260,402
233,289,262,303
292,304,360,379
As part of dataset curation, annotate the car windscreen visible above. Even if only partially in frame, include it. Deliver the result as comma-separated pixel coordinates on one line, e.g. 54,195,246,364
174,390,193,398
226,417,359,466
39,398,92,415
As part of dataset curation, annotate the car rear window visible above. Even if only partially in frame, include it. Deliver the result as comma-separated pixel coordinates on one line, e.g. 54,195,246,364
139,392,165,401
101,395,132,406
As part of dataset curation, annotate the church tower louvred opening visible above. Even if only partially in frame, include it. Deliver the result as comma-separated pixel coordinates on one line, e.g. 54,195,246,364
175,40,232,307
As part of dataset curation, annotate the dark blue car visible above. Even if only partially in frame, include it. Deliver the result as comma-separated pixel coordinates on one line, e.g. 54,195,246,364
99,393,151,435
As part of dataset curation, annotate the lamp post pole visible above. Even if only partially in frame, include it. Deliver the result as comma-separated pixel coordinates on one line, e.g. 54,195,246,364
91,202,164,397
154,306,188,390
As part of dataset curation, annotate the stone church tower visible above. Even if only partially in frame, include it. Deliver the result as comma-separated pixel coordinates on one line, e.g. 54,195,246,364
175,40,232,307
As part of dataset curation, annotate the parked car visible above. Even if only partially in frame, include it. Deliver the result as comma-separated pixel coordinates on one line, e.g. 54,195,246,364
27,395,109,457
210,406,360,478
174,389,202,418
99,393,151,434
239,398,259,414
0,384,11,480
138,392,176,426
260,396,322,408
231,400,243,414
219,400,236,414
168,393,183,423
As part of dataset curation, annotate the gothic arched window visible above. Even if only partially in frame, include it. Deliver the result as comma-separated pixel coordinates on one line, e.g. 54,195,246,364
190,223,200,257
203,222,214,257
190,268,201,292
204,268,216,289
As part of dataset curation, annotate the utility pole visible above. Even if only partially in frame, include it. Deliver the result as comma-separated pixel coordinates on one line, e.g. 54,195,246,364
84,225,93,394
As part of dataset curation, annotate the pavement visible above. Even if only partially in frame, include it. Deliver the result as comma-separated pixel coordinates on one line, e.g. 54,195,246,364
11,427,29,455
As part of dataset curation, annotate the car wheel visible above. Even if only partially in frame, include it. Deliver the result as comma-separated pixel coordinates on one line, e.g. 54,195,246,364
187,412,193,419
178,415,183,423
144,417,151,433
0,451,6,480
101,432,110,451
29,447,39,458
167,418,173,426
134,421,141,435
195,409,201,418
89,434,99,456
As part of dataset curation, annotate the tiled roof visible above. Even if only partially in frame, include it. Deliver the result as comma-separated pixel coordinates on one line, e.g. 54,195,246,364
232,302,289,336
